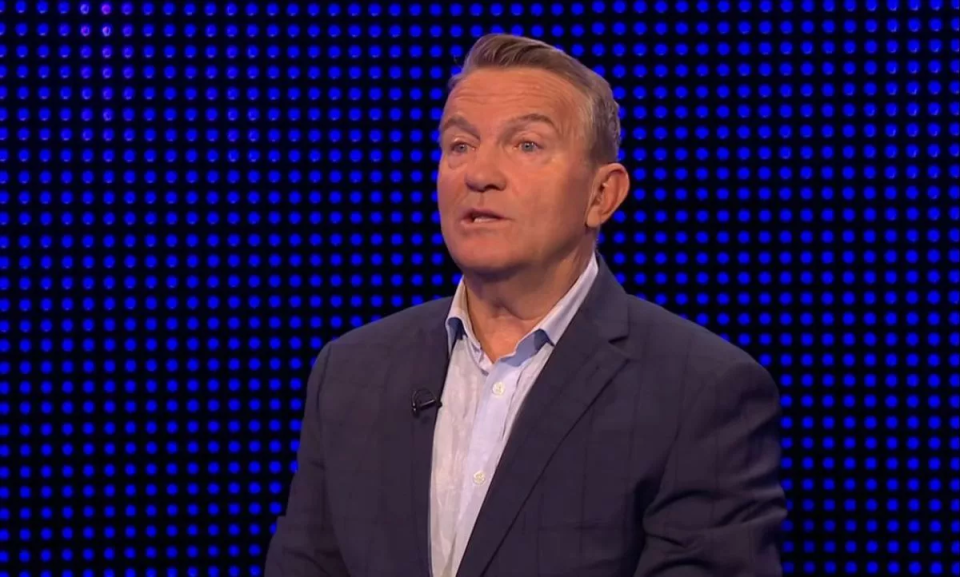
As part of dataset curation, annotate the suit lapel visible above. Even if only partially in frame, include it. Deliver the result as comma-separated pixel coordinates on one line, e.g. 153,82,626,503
456,256,633,577
405,315,453,576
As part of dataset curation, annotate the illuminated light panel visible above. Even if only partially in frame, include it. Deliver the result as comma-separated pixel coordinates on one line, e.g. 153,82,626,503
2,0,957,574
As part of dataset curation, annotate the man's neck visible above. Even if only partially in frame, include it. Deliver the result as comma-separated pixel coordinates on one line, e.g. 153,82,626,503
462,246,594,362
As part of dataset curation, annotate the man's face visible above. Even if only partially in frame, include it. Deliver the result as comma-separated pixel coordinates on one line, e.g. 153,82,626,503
437,67,597,279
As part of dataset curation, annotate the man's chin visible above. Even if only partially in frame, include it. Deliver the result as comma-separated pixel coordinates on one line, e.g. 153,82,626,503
452,252,523,282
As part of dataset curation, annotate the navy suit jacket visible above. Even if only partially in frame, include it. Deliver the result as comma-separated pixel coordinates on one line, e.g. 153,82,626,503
265,254,787,576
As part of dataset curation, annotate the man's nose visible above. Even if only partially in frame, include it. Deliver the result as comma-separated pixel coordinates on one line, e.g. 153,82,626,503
464,147,507,193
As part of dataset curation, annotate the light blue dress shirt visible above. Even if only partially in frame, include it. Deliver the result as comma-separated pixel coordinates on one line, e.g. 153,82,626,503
429,254,600,577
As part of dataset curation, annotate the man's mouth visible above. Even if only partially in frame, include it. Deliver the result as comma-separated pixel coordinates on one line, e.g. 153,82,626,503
464,210,505,223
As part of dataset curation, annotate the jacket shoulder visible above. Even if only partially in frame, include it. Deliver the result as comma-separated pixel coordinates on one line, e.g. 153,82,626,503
624,296,765,371
331,296,452,349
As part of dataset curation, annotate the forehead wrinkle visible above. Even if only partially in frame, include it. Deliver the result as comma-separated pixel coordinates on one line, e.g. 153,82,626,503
500,112,562,136
441,101,577,141
441,69,589,143
438,114,480,138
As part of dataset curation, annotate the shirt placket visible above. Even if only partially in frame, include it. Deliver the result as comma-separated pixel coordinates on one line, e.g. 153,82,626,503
455,362,515,530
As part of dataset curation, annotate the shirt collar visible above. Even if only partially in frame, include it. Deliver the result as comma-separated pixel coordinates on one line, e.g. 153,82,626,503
445,253,600,356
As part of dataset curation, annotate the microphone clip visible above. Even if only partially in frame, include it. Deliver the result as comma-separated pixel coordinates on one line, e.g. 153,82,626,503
411,388,442,417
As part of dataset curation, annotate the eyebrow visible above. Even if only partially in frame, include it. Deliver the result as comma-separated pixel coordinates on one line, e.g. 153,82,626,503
438,112,561,139
439,115,480,138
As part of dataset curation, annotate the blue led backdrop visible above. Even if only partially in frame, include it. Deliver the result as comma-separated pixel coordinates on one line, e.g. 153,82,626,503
3,0,958,575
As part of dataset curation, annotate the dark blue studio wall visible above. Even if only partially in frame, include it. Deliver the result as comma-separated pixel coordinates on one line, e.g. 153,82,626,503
3,1,958,575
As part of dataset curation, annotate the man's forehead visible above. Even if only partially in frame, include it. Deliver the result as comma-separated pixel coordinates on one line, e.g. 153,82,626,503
440,68,589,138
446,69,581,112
439,111,565,138
442,97,578,132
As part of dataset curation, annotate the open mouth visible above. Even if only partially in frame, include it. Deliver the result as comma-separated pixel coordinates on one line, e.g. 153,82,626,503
464,210,505,224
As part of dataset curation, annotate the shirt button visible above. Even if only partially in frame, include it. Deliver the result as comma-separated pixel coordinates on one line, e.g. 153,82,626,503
492,382,505,397
473,470,486,485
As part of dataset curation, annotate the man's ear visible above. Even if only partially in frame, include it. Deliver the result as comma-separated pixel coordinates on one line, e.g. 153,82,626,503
586,163,630,229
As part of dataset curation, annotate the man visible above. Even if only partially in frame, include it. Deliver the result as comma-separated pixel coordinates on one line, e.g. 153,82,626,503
265,33,786,577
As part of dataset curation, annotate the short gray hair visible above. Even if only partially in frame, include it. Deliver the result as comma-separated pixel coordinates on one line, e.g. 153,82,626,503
447,33,621,166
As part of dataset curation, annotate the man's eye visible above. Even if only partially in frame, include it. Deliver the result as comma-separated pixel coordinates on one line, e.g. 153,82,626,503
519,141,540,152
450,142,470,154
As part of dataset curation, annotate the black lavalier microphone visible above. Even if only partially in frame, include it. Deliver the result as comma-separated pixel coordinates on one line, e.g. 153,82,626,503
411,388,442,417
